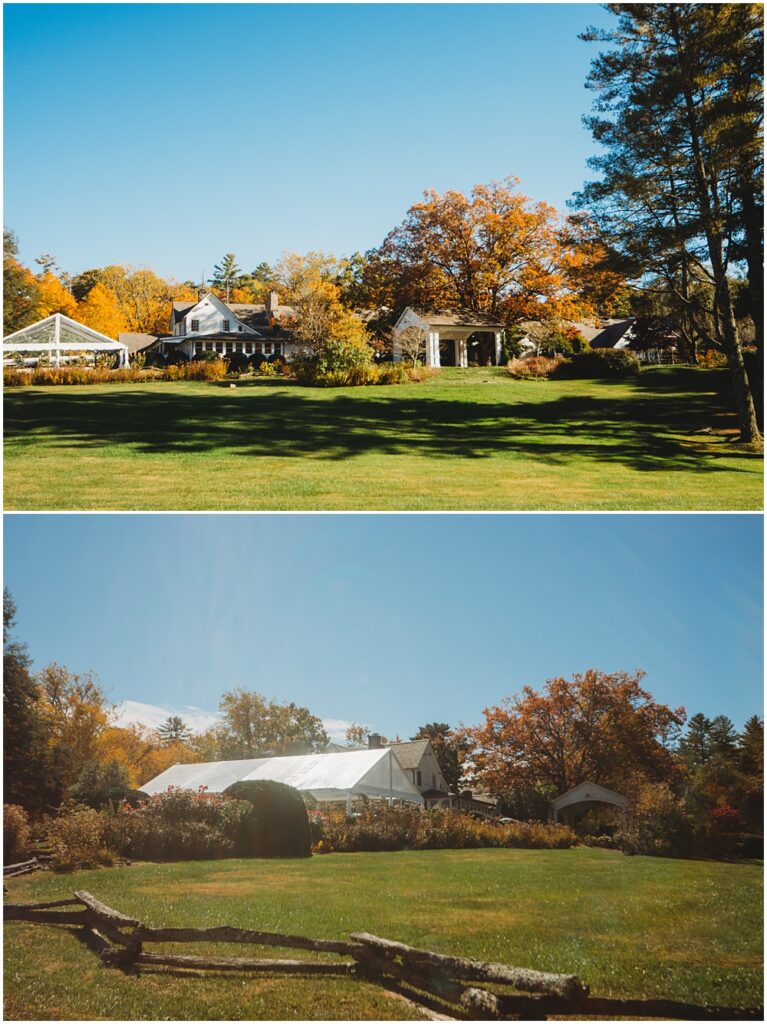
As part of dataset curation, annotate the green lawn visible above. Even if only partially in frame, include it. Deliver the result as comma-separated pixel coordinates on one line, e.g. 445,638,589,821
3,848,763,1020
3,367,762,510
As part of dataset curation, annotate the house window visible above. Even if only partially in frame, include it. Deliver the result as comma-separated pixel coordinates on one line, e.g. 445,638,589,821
416,770,422,787
222,319,230,332
191,319,199,332
215,342,223,353
264,342,273,355
274,343,282,357
255,343,263,354
238,325,243,332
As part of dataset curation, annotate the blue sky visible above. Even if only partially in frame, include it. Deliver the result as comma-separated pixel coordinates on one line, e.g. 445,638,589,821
4,3,615,280
4,514,763,739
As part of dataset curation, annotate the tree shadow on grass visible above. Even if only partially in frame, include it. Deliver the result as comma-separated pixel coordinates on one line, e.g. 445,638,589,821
3,370,762,477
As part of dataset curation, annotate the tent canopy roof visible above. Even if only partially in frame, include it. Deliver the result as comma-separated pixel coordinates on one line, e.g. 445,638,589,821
140,748,423,804
3,313,127,351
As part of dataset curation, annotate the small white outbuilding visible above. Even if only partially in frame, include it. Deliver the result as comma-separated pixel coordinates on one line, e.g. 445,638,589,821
550,781,628,828
3,313,129,368
140,748,424,810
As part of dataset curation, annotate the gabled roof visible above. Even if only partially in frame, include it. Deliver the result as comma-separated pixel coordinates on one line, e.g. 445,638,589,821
516,318,635,349
388,739,431,771
171,293,296,339
551,781,627,811
118,332,159,354
140,748,423,804
408,307,505,330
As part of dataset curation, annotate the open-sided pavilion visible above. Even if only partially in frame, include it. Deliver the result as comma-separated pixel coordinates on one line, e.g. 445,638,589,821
3,313,129,368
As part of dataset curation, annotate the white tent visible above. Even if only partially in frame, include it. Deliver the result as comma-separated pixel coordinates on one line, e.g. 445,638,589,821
3,313,129,368
140,748,423,808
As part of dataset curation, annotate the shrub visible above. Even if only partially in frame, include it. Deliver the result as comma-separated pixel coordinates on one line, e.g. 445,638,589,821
256,359,278,376
44,805,112,872
225,352,250,375
311,803,576,854
224,780,312,857
4,804,33,863
615,783,694,858
370,362,409,385
506,355,565,379
165,358,228,381
406,365,440,383
104,788,254,862
555,349,640,379
3,368,30,387
294,337,375,387
698,348,728,368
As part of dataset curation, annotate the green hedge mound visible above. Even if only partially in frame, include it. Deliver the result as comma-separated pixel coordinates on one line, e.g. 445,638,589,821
224,780,312,858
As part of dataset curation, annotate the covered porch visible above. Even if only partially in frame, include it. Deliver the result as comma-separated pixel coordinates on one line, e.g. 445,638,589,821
393,307,506,368
550,781,628,829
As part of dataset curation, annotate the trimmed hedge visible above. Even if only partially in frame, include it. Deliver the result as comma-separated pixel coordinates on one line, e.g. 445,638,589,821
224,780,312,858
555,349,640,379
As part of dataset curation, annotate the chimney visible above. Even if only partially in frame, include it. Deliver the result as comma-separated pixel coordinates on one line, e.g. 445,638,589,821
265,291,280,318
368,733,383,750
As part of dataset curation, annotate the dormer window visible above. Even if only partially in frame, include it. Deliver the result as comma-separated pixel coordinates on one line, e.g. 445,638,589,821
191,319,199,332
238,325,243,332
222,319,230,332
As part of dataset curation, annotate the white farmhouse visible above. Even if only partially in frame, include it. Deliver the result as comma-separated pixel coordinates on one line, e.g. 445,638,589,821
120,290,301,362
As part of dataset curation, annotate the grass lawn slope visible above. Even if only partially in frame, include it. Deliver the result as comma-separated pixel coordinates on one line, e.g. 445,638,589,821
4,848,763,1020
3,367,762,510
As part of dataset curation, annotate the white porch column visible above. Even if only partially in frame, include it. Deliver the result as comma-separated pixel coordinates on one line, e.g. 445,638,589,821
427,330,441,367
456,337,468,367
494,331,503,365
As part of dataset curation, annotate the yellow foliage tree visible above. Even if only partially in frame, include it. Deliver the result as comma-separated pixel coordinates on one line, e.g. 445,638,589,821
76,283,128,338
36,272,78,319
96,723,201,787
99,265,173,334
36,664,111,792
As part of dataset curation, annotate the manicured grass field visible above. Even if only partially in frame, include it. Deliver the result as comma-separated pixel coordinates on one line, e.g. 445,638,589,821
3,848,762,1020
3,367,762,510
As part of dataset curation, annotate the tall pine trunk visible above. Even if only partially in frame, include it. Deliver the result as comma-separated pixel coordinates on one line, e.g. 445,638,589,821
670,7,762,443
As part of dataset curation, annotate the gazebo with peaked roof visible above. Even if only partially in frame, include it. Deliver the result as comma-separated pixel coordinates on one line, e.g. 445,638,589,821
3,313,129,368
392,306,506,367
550,781,628,828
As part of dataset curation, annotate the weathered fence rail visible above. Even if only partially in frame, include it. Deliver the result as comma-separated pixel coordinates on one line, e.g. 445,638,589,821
3,858,42,878
4,891,762,1021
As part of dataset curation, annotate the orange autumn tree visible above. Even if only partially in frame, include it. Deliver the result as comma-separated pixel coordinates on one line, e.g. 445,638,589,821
76,282,128,338
469,669,685,799
36,271,78,319
362,177,615,326
96,722,201,787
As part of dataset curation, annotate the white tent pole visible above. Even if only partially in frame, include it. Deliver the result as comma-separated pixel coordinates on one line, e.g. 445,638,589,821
54,314,61,367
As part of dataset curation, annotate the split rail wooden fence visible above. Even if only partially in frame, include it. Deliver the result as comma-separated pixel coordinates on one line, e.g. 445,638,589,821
4,891,762,1021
